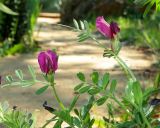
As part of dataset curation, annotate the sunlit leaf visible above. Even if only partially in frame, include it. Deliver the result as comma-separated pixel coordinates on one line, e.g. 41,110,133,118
73,19,79,30
36,85,49,95
78,85,90,94
80,20,85,30
110,79,117,93
15,69,23,80
88,87,101,95
73,117,81,128
90,72,99,84
54,110,73,126
78,34,89,42
132,81,143,107
102,73,110,89
5,75,13,83
28,65,36,80
74,83,84,91
69,95,79,111
77,72,85,82
96,96,108,106
0,3,18,15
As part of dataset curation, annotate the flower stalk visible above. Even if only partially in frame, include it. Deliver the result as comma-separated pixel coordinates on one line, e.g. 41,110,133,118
51,83,65,110
114,55,136,81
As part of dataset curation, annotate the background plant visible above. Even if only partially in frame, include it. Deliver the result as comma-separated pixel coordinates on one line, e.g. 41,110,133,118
0,2,18,15
0,101,35,128
132,0,160,17
40,0,61,12
0,0,40,56
133,0,160,67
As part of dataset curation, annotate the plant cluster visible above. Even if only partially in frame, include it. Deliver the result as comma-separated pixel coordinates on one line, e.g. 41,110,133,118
131,0,160,17
0,101,35,128
0,16,160,128
0,0,40,56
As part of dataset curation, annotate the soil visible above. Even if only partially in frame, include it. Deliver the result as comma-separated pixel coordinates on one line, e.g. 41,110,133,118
0,17,158,127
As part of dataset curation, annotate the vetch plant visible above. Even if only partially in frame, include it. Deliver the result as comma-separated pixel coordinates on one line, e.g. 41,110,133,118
38,50,65,111
1,16,160,128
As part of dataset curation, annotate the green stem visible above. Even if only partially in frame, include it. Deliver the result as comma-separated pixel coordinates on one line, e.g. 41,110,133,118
44,85,79,128
114,55,136,81
51,84,65,110
140,110,151,128
90,36,106,49
90,36,136,81
68,94,80,112
112,96,133,117
41,116,57,128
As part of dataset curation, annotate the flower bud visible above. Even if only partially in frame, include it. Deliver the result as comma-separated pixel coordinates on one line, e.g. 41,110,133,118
96,16,120,39
38,50,58,74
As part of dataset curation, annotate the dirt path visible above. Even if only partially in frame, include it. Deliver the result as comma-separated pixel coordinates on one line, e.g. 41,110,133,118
0,18,157,127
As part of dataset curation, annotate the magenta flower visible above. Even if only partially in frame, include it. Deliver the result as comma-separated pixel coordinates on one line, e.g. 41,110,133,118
38,50,58,74
96,16,120,39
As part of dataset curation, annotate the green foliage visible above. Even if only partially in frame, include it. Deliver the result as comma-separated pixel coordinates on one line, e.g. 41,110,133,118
143,29,160,67
0,2,18,15
90,71,99,84
36,85,49,95
2,66,38,88
53,110,73,126
77,72,85,82
5,43,25,55
40,0,60,12
133,0,160,17
117,14,160,47
0,0,40,56
0,101,34,128
2,65,50,95
72,70,160,127
73,19,92,42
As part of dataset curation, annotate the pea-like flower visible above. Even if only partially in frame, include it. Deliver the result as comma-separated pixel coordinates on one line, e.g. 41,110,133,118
38,50,58,74
96,16,120,39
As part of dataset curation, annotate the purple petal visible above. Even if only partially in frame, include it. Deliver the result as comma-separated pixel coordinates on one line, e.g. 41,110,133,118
38,50,58,74
38,52,49,73
110,22,120,36
96,16,112,39
46,50,58,72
